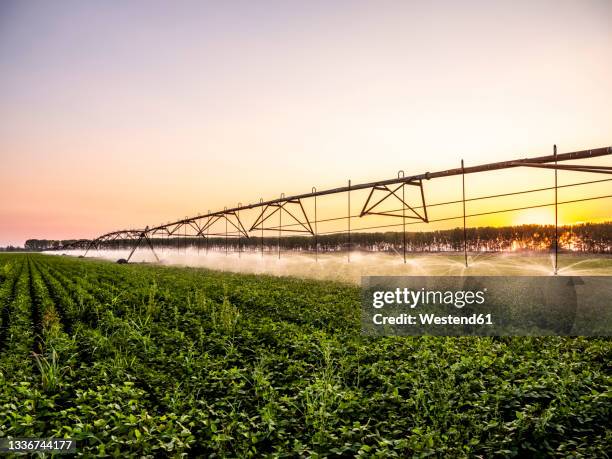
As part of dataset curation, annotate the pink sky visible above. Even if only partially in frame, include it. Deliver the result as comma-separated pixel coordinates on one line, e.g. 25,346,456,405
1,0,611,246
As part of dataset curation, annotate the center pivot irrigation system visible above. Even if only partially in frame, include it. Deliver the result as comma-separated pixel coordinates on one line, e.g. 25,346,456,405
52,145,612,274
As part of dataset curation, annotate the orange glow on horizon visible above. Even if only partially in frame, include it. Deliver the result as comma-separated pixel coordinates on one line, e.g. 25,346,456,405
512,208,556,226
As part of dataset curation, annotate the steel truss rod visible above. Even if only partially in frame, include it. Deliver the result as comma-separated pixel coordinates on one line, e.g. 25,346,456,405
126,226,160,263
249,199,314,235
223,212,250,238
554,145,559,275
316,193,612,235
510,162,612,174
196,215,223,236
144,146,610,233
461,159,468,268
237,179,612,234
83,229,142,255
360,180,429,221
249,176,612,232
50,146,611,253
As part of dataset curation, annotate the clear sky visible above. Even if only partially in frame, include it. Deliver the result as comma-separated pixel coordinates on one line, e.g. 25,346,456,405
1,0,611,246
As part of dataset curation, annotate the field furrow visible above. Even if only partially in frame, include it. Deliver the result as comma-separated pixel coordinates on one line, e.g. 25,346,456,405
0,258,24,352
0,257,38,439
32,259,74,335
26,258,44,355
0,253,609,457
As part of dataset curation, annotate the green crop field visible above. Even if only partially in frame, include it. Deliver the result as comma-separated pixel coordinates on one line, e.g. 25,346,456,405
0,253,610,457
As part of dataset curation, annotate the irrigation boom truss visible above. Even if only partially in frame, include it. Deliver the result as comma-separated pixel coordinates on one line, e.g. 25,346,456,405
51,145,612,272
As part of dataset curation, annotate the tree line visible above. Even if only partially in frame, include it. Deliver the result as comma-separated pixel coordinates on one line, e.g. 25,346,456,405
22,222,612,253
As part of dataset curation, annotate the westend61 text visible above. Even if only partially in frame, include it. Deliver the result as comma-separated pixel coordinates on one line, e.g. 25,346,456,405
372,313,494,326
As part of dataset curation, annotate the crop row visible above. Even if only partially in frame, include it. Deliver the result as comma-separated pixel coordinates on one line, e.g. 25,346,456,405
0,253,610,457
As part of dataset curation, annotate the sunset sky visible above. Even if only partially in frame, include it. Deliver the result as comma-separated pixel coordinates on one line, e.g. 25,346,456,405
1,0,611,246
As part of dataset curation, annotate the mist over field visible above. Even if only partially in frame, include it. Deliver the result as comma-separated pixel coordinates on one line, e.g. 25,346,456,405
51,249,612,283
